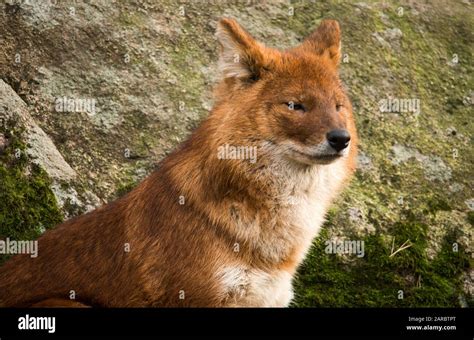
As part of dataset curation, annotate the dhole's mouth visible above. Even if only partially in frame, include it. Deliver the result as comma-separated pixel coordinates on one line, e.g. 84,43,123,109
290,148,343,165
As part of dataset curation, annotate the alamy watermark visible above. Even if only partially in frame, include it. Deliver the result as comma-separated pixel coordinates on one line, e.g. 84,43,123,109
18,314,55,334
0,238,38,258
379,98,420,114
217,143,257,164
55,96,97,116
325,239,365,258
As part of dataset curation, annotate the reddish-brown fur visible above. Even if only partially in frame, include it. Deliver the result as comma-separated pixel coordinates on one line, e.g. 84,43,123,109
0,18,357,307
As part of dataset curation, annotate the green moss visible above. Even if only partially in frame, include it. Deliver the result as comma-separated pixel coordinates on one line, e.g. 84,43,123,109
292,216,470,307
467,211,474,226
425,194,452,213
114,179,138,199
118,10,145,28
0,124,63,265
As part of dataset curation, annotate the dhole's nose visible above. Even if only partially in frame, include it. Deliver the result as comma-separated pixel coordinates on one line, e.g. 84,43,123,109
326,129,351,152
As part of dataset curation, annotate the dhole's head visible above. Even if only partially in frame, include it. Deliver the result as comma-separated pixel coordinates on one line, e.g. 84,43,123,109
214,18,357,166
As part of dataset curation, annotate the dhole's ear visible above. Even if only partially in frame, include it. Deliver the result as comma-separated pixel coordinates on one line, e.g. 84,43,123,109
302,19,341,65
216,18,266,81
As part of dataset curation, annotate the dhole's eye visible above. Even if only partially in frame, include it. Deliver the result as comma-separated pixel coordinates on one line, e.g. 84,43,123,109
286,102,306,113
336,104,343,112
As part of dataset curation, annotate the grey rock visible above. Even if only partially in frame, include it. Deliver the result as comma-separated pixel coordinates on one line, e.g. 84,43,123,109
465,198,474,211
357,151,373,171
390,144,452,182
0,80,77,182
383,28,403,41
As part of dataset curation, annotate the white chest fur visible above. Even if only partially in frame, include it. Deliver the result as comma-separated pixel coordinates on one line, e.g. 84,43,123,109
218,266,294,307
218,159,348,307
258,159,347,265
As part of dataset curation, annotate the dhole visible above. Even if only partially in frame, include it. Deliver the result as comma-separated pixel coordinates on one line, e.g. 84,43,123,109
0,18,357,307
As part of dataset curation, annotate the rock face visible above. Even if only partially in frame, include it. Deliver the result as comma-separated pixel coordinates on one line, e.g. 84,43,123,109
0,80,77,182
0,0,472,307
0,79,102,221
